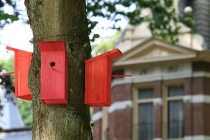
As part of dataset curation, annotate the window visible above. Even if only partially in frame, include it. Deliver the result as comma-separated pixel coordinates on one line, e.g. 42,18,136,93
138,88,154,140
133,81,185,140
167,86,184,139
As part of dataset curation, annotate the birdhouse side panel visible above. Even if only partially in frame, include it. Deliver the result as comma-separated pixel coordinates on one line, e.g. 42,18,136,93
65,55,68,103
40,51,67,104
14,52,18,98
85,56,110,106
105,57,111,106
15,51,32,100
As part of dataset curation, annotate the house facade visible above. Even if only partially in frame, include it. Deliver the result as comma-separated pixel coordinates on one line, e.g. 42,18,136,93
92,38,210,140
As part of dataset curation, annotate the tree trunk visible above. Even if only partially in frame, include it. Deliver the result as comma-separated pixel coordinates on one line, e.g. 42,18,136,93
25,0,92,139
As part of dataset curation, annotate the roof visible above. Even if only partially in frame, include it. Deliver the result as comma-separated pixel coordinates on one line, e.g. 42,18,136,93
0,79,31,140
0,88,24,129
113,37,210,67
114,23,204,54
85,49,122,63
0,131,31,140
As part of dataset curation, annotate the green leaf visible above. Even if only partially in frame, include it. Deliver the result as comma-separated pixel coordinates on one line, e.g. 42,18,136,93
90,122,95,127
83,43,88,48
0,11,18,21
9,15,18,21
93,34,100,38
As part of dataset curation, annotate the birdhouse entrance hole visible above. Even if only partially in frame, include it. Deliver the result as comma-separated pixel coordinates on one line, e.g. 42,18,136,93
50,62,56,67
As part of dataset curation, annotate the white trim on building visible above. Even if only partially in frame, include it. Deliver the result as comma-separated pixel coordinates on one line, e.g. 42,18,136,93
92,111,102,122
108,100,132,114
184,135,210,140
92,94,210,122
112,71,210,88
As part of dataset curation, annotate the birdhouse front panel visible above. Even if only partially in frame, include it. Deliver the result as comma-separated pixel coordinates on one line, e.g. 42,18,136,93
85,56,111,106
39,41,68,104
6,46,32,100
85,49,122,106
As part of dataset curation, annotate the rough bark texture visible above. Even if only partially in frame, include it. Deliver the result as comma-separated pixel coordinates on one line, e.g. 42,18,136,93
25,0,92,139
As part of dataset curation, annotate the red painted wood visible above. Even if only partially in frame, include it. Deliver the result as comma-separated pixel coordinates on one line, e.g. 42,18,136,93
38,41,68,104
85,49,122,106
85,48,122,63
6,46,32,100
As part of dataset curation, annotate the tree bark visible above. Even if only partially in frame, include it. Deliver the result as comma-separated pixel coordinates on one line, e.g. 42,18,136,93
25,0,92,139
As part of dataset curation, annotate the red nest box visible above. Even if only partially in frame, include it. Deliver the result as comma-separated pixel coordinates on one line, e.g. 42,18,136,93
38,41,68,104
6,46,32,100
85,49,122,106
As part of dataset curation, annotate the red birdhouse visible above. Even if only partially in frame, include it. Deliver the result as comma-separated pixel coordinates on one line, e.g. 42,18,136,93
85,49,122,106
38,41,68,104
6,46,32,100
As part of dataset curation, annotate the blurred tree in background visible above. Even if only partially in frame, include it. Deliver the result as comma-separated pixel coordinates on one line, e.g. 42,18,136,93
16,99,32,126
0,56,14,77
0,0,19,28
92,30,121,55
0,0,196,52
87,0,196,44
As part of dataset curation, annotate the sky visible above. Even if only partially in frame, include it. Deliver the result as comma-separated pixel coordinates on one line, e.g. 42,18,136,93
0,0,128,60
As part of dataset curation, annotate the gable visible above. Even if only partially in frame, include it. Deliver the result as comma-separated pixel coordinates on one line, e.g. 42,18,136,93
113,38,197,66
130,44,182,59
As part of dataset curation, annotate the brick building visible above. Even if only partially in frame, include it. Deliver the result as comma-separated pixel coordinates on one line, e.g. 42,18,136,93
92,0,210,139
92,37,210,140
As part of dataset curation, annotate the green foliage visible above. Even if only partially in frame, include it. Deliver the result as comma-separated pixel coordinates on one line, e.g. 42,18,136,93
87,0,196,44
83,43,88,48
0,57,13,87
0,0,19,28
90,122,94,128
128,0,178,43
0,11,18,21
131,0,196,43
0,56,14,85
86,0,129,41
16,99,32,126
90,33,100,42
0,56,14,72
180,10,196,34
92,30,121,55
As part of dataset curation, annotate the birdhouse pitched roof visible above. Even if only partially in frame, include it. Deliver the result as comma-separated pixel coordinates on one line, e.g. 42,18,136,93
85,48,122,63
